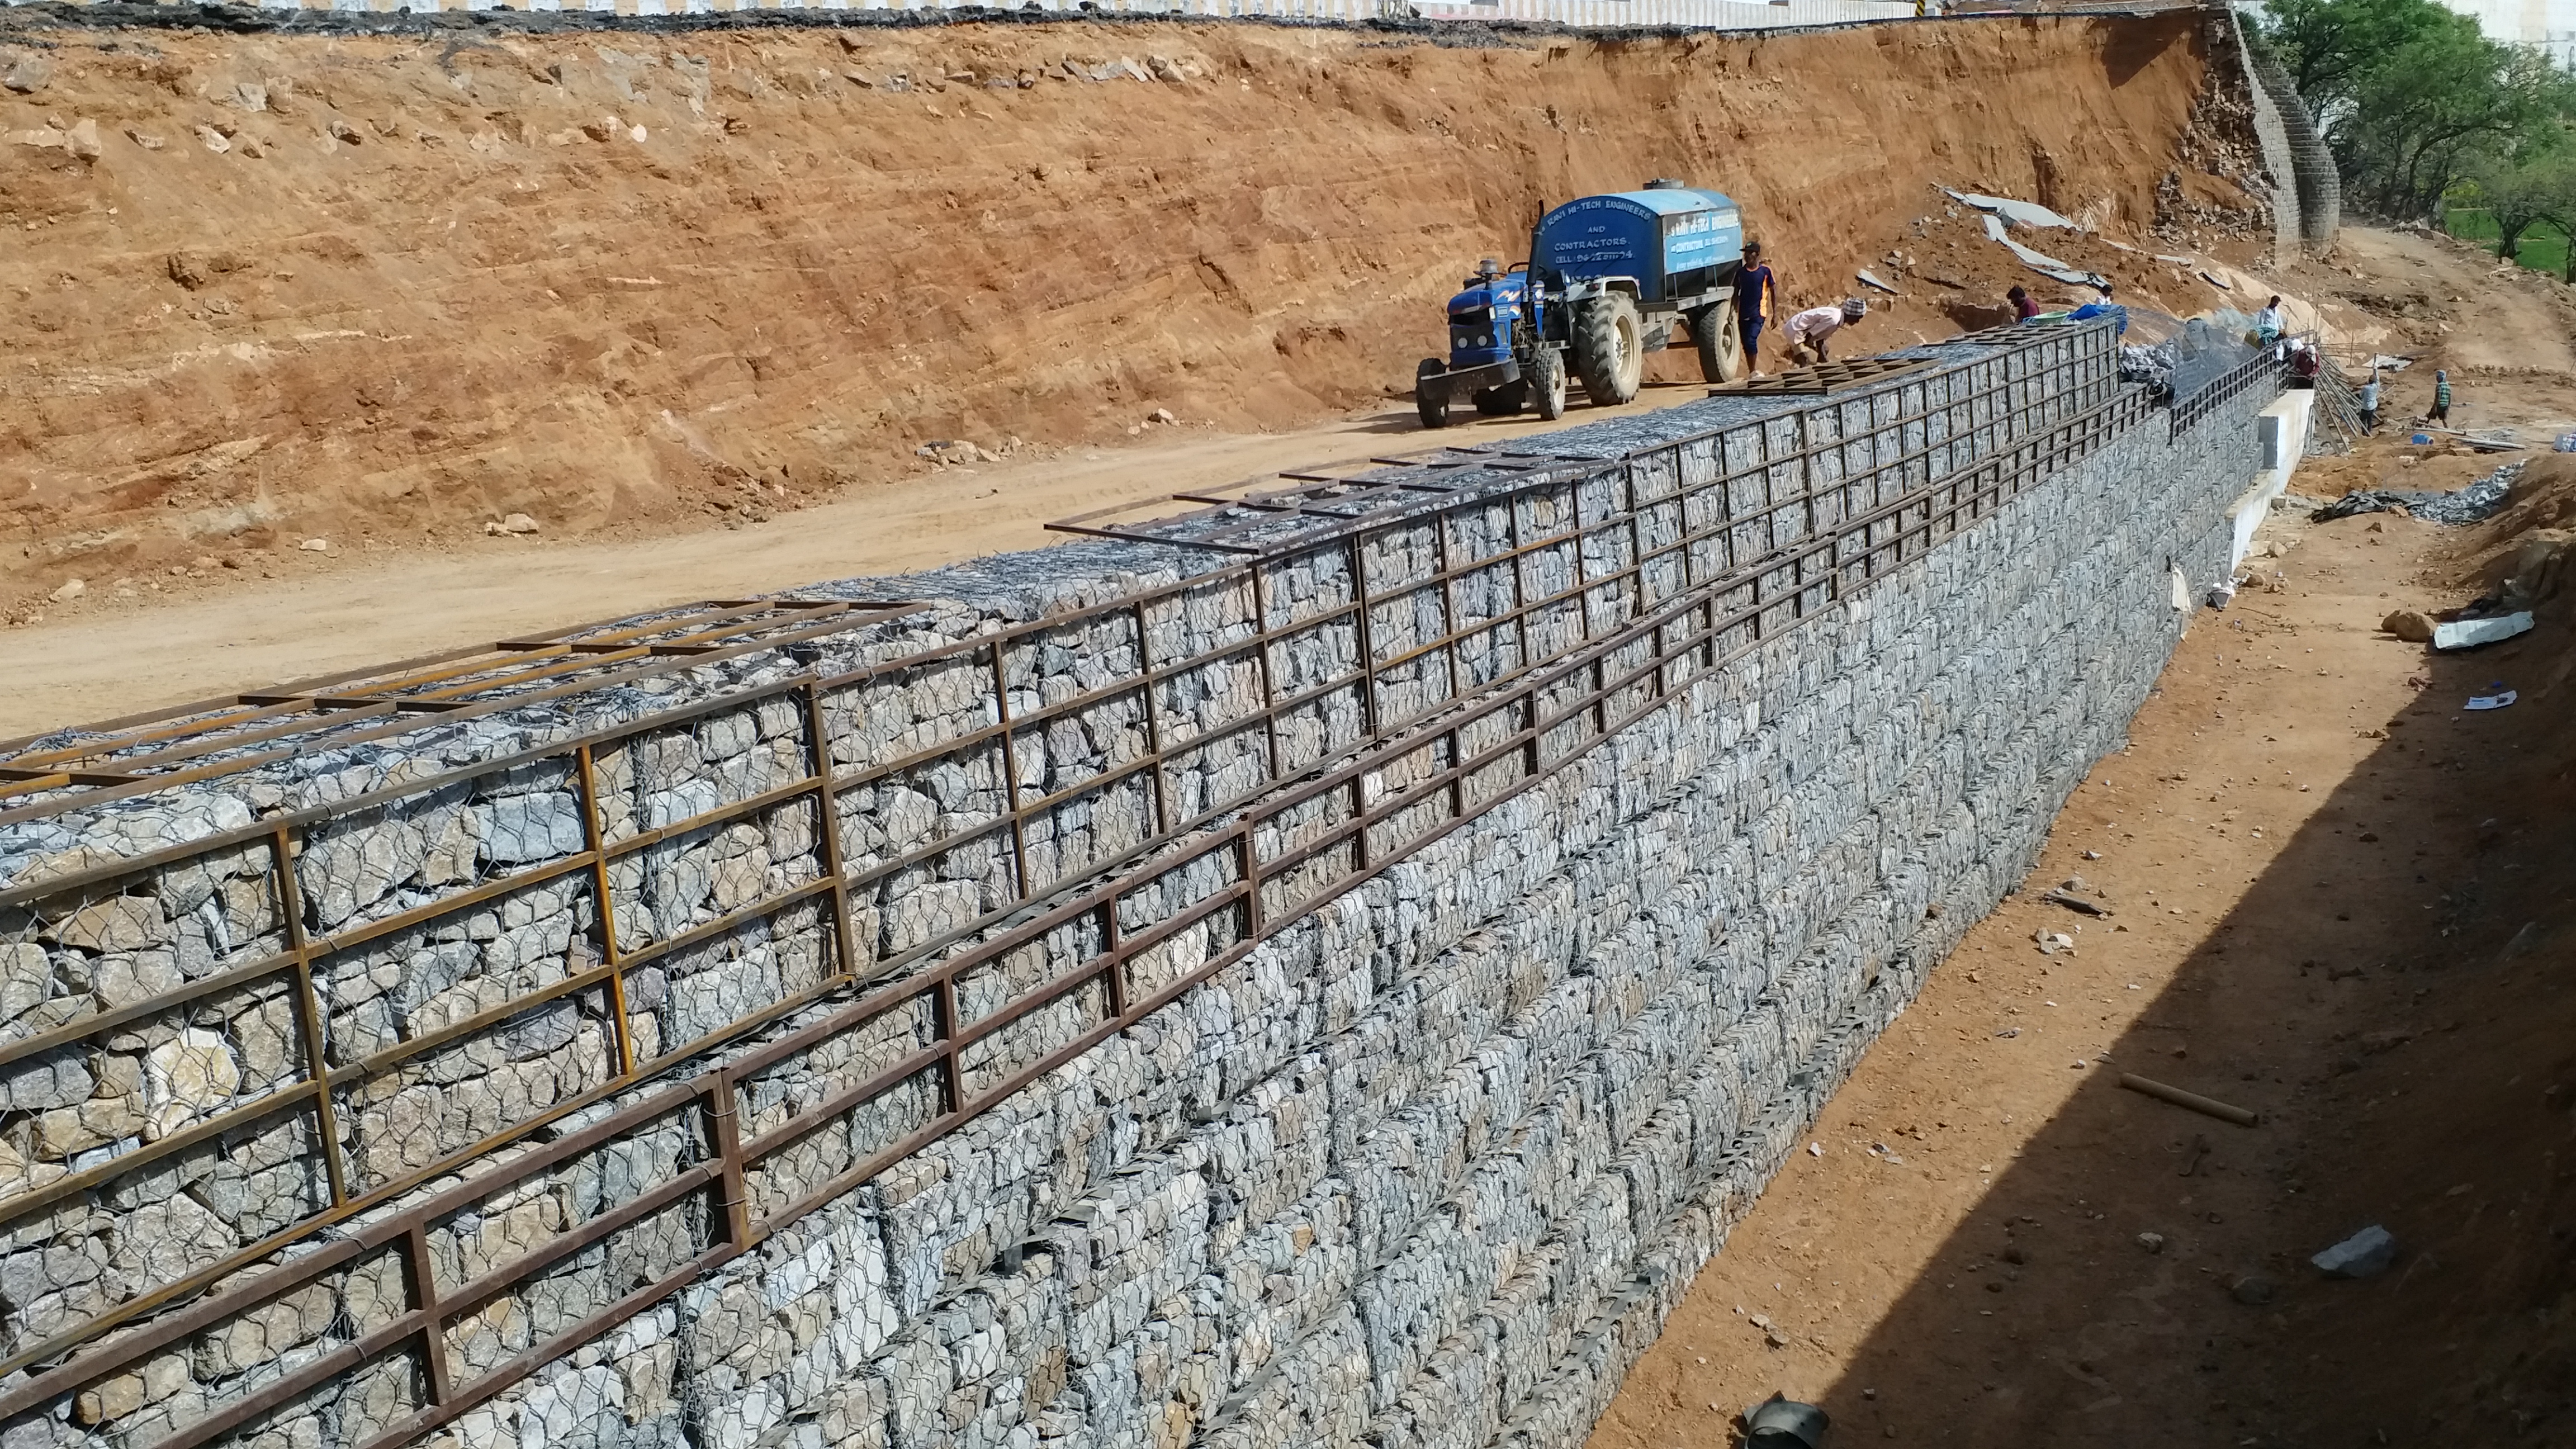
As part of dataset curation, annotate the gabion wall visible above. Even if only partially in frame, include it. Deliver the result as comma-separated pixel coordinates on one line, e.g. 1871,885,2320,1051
0,323,2263,1449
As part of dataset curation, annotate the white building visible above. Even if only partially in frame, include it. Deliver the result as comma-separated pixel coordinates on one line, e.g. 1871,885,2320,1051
2437,0,2576,67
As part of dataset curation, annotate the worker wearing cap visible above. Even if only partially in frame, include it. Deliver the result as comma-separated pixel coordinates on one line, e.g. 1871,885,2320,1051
2427,369,2452,425
1784,297,1867,366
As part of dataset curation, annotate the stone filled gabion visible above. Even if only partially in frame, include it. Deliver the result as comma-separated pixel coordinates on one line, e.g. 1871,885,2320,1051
0,324,2260,1449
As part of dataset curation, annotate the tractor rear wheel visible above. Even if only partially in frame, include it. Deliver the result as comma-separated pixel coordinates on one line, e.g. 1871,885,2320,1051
1572,293,1645,406
1530,347,1569,419
1695,305,1746,384
1416,359,1451,429
1474,380,1529,416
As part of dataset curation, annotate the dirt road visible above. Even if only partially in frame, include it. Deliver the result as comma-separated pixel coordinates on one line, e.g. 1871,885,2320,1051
0,386,1698,736
1588,244,2576,1446
2332,229,2576,376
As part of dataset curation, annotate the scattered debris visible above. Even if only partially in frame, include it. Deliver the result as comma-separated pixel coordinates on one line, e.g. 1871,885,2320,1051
1857,268,1902,296
2034,930,2076,956
2043,881,2114,916
2421,425,2521,453
1807,1142,1824,1158
2200,269,2232,290
2137,1231,2166,1254
916,439,1003,466
2179,1130,2211,1177
2118,1072,2260,1127
2,51,53,95
486,513,541,537
1747,1315,1793,1350
1978,212,2107,287
1942,188,2081,230
1742,1392,1828,1445
2464,685,2518,711
2230,1273,2277,1305
2379,609,2435,643
1994,1026,2021,1038
2437,614,2533,651
46,578,85,604
2314,461,2521,525
299,538,332,552
2313,1225,2397,1279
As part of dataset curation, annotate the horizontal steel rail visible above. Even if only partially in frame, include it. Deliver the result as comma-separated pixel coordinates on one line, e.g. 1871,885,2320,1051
2170,336,2293,437
0,324,2174,1441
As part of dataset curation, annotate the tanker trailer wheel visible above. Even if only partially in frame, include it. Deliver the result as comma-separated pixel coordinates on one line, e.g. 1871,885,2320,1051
1573,293,1644,406
1415,359,1452,429
1694,304,1746,384
1530,347,1569,420
1474,379,1530,416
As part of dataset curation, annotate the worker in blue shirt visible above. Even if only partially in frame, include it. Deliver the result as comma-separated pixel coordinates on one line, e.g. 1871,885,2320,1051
1734,241,1777,376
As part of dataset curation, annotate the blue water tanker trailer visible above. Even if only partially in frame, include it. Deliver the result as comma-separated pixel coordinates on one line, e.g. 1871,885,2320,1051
1415,179,1749,428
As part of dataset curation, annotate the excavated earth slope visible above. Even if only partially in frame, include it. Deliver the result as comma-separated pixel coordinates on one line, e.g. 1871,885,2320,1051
0,10,2262,602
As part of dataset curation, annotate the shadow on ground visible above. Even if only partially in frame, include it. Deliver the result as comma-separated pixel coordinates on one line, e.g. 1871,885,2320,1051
1805,580,2576,1442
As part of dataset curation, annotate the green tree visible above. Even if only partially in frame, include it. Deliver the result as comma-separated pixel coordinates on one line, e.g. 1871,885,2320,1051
2462,132,2576,260
2340,31,2570,216
2258,0,2459,118
2255,0,2576,220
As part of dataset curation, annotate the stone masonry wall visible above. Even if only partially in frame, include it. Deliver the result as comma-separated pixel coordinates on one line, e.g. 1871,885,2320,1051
0,326,2266,1449
555,397,2248,1449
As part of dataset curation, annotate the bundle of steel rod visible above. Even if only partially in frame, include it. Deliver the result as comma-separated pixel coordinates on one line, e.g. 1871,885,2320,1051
2309,358,2371,453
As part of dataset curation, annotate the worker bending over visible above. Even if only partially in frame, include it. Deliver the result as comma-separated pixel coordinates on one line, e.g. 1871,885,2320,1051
1784,297,1867,366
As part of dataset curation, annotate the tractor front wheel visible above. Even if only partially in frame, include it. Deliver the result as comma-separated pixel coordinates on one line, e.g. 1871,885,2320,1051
1572,293,1645,406
1530,347,1569,420
1694,305,1747,384
1416,359,1451,429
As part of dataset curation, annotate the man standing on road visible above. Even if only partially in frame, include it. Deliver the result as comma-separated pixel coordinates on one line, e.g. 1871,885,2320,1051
1735,241,1778,376
2427,368,2452,425
1784,297,1866,366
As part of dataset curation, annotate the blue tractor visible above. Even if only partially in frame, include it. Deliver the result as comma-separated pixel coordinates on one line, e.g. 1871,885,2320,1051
1416,179,1750,428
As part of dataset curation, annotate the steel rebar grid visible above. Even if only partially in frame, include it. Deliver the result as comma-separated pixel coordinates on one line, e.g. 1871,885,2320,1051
0,335,2089,1367
0,354,2161,1449
0,323,2152,1436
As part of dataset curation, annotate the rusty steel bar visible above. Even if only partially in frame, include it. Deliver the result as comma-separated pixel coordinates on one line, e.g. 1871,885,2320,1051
273,825,352,1208
801,678,866,1005
576,743,639,1080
